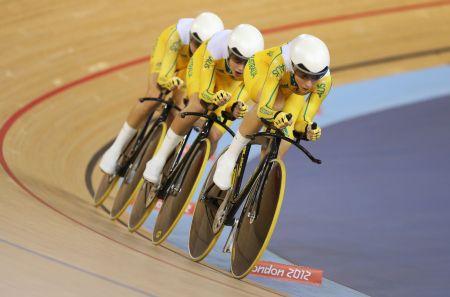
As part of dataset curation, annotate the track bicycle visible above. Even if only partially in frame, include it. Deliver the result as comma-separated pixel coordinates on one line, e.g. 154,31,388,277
128,110,234,246
93,93,180,213
189,119,321,279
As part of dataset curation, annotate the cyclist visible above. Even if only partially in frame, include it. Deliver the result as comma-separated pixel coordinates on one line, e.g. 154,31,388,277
143,24,265,184
99,12,224,175
213,34,332,190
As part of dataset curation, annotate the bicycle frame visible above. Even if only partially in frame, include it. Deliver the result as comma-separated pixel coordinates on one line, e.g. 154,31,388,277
117,96,181,176
156,111,235,199
218,128,321,225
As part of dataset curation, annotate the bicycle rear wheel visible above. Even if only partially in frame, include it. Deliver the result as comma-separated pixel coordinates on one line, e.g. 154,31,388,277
93,132,140,207
152,139,211,245
128,149,177,232
110,123,166,220
93,173,119,207
231,159,286,279
188,148,228,261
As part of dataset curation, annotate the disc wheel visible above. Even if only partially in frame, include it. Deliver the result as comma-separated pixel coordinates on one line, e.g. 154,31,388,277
93,132,140,206
127,149,177,232
110,123,166,220
93,173,119,206
231,159,286,279
188,148,231,261
152,139,210,245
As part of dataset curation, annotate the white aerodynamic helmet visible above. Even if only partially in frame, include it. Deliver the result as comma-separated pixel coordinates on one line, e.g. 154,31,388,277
228,24,264,60
190,12,224,43
290,34,330,80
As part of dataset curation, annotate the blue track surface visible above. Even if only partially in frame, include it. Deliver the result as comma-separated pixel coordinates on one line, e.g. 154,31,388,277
272,96,450,297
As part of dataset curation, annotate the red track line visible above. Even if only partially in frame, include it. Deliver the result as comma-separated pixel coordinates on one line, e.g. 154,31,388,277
1,1,447,293
261,0,450,34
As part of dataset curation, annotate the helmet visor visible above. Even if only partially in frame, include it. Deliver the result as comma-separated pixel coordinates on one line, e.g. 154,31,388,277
190,32,203,48
228,47,249,65
292,63,328,81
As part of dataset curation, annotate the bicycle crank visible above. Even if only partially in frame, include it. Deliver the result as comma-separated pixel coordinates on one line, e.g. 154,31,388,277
213,192,231,233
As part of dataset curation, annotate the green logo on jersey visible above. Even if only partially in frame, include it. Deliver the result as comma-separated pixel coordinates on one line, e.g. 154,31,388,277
187,59,194,78
169,40,181,52
271,64,285,78
204,56,214,69
267,51,274,57
316,82,326,97
248,58,257,78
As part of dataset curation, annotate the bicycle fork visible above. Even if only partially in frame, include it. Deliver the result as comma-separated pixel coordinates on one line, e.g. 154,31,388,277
247,162,272,224
223,218,239,253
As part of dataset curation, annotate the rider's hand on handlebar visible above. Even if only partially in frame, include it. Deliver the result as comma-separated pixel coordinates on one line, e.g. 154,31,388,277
211,90,232,107
159,76,184,91
231,101,248,119
306,123,321,141
273,111,293,129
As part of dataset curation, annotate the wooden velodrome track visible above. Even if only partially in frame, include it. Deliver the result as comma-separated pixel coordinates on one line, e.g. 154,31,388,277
1,1,449,296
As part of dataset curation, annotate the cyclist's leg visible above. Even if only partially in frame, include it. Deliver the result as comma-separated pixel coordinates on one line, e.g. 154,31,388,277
171,93,204,135
275,93,304,159
126,74,162,128
213,90,285,190
99,73,161,174
208,125,225,157
212,107,261,190
99,24,171,175
143,94,205,183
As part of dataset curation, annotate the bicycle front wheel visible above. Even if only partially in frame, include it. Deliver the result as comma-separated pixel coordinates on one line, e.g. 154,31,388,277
93,173,119,207
188,148,229,261
231,158,286,279
110,122,166,220
152,139,211,245
128,148,178,233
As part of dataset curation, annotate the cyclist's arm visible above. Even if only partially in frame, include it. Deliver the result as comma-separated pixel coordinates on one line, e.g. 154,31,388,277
223,83,248,114
256,74,281,121
283,93,304,124
156,30,182,88
198,49,218,104
186,42,207,98
294,74,332,132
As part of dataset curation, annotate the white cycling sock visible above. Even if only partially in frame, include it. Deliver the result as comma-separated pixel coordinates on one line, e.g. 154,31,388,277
110,122,137,153
225,131,250,163
153,128,184,163
213,131,250,190
99,122,137,174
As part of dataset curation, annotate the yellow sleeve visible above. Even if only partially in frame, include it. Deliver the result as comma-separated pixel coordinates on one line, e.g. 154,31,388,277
156,29,182,87
149,25,175,75
198,49,217,103
256,56,283,121
186,43,206,98
294,74,332,132
280,93,304,138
